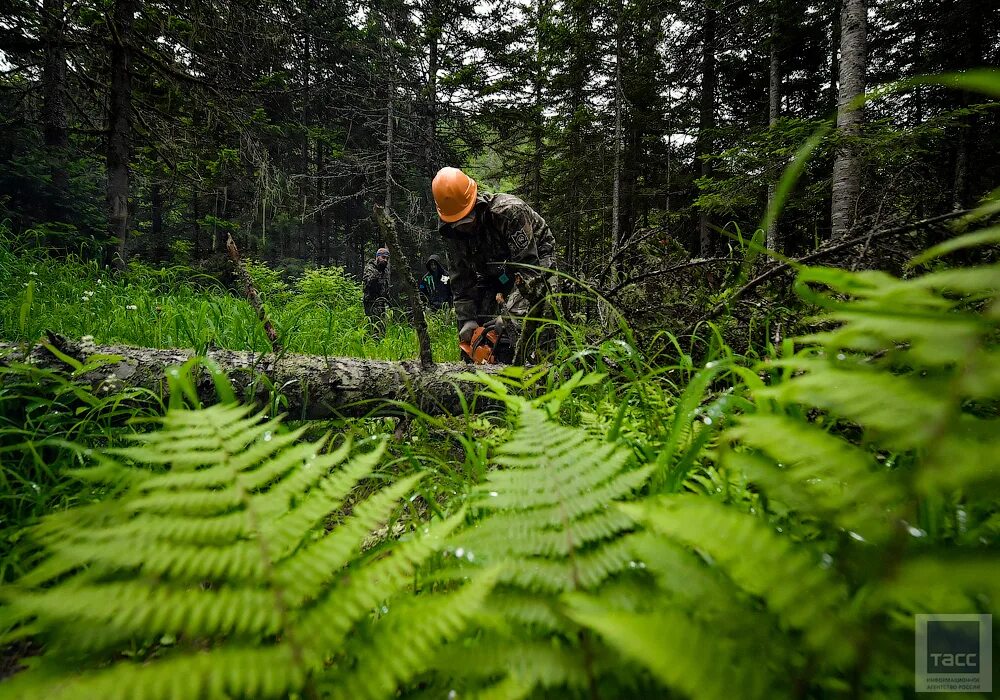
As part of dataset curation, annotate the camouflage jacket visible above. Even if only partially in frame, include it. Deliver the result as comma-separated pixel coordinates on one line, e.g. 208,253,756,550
439,192,556,324
362,261,391,314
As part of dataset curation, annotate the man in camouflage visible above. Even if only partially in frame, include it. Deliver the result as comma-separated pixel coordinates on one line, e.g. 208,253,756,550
432,167,557,364
362,247,391,336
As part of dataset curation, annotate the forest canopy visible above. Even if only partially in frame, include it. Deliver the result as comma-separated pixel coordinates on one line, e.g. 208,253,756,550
2,0,997,275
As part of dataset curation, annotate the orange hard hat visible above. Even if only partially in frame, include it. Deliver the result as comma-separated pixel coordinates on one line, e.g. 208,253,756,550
432,167,478,223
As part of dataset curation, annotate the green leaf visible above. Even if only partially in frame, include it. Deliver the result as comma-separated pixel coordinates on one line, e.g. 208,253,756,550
909,226,1000,266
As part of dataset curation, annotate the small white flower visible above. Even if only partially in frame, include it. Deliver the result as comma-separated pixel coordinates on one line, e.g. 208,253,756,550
126,304,137,310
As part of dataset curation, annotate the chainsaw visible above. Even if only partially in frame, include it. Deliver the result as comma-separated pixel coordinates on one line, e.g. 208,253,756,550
460,323,502,365
459,292,515,365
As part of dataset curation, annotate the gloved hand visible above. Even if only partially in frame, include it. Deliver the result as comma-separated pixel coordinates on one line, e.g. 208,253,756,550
459,320,479,343
516,272,546,302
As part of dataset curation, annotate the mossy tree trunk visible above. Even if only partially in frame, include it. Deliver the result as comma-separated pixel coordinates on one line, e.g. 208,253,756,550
2,338,499,418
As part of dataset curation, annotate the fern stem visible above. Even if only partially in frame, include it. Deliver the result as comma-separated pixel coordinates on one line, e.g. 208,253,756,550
551,457,601,700
219,419,319,700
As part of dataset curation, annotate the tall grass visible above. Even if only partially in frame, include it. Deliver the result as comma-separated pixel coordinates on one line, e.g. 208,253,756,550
0,236,459,362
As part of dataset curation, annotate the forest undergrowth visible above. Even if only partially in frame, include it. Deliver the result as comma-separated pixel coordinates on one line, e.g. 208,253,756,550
1,207,998,697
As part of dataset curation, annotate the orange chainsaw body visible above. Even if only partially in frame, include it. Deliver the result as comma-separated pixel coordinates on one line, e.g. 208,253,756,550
460,326,500,365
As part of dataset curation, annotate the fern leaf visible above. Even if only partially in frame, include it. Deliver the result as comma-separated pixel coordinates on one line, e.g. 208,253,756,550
275,472,423,604
3,582,281,650
875,555,1000,614
567,602,777,700
622,496,855,667
476,589,565,631
758,360,950,451
0,645,304,700
0,403,450,699
724,413,901,535
625,532,745,617
496,537,636,593
295,511,466,659
457,508,635,559
321,571,498,700
433,636,592,691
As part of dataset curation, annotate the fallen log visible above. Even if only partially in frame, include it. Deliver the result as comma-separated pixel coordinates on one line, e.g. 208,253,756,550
0,337,505,419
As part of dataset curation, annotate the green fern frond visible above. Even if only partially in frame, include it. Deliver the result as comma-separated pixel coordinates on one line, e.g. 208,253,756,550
434,636,593,691
724,413,902,536
875,555,1000,614
622,496,855,667
322,570,498,700
0,645,310,700
495,537,636,593
567,602,777,700
625,532,746,616
0,403,460,700
293,511,467,659
453,403,648,595
457,508,635,558
759,361,952,450
476,589,565,630
426,401,650,697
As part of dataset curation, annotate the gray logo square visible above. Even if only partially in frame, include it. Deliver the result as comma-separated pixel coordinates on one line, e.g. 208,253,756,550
916,614,992,693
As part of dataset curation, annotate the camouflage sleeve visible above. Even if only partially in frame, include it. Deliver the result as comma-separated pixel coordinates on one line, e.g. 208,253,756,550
448,241,480,324
498,201,555,303
361,263,376,293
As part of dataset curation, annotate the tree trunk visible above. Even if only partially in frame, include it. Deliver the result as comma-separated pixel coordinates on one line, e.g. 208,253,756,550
425,0,439,178
829,0,866,240
151,178,165,261
532,0,546,204
697,0,717,256
384,9,396,213
609,19,623,282
191,180,201,260
301,3,313,259
42,0,69,222
107,0,135,266
766,3,781,252
828,0,841,114
374,208,434,367
567,1,588,283
316,143,327,264
2,339,502,419
952,0,986,211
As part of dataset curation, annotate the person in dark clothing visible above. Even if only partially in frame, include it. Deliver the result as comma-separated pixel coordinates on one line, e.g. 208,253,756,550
432,166,558,364
362,247,391,336
418,254,452,309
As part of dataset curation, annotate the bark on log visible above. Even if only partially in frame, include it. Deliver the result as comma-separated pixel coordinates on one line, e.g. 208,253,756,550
1,338,503,419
